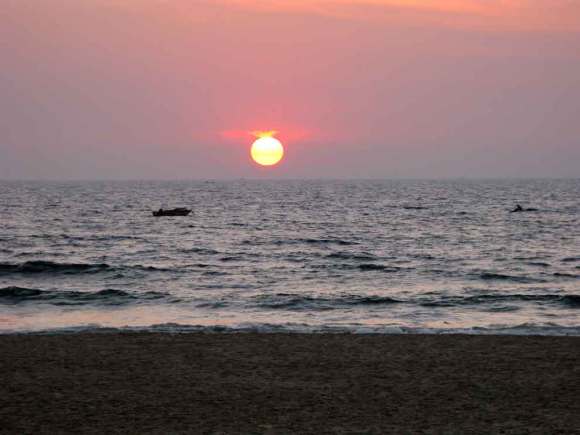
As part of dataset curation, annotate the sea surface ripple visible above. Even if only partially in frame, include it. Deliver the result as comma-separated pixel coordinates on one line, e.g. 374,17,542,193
0,180,578,334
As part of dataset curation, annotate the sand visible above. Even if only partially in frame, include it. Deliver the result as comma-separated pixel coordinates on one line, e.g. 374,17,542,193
1,333,579,434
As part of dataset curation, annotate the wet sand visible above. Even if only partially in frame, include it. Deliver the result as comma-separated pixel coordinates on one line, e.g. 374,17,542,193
1,333,579,434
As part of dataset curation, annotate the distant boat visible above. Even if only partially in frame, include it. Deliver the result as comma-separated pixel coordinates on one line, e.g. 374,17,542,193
510,208,538,213
152,208,192,217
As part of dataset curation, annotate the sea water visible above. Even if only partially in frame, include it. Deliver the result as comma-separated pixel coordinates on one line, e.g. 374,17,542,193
0,180,578,334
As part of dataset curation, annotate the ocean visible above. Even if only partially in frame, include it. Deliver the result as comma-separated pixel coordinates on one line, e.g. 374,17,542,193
0,179,578,335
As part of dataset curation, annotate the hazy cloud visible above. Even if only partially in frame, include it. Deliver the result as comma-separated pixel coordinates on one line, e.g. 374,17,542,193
221,0,580,31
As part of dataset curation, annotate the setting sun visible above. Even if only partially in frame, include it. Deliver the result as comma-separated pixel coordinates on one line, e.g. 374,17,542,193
250,134,284,166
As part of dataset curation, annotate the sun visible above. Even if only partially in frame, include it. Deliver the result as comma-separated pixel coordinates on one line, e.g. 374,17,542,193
250,133,284,166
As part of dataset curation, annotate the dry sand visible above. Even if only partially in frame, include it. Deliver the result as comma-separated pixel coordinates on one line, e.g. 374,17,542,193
1,333,579,434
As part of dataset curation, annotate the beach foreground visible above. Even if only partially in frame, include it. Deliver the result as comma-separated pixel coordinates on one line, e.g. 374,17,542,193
1,333,579,434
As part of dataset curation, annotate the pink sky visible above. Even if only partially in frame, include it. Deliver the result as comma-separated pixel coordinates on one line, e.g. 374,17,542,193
1,0,579,179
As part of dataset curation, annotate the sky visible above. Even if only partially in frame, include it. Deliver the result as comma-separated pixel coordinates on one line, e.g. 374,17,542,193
1,0,579,179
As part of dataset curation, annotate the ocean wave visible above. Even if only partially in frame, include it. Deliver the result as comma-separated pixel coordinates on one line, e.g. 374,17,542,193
477,272,544,283
0,261,110,274
220,255,245,262
0,286,169,305
274,238,358,246
527,262,550,267
13,251,67,258
358,263,401,272
420,294,580,308
325,252,377,261
182,247,220,255
253,293,402,310
311,263,402,272
0,261,169,275
254,292,580,311
553,272,579,279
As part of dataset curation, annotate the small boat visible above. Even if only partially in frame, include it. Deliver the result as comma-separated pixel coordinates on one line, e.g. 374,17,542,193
510,208,538,213
152,208,192,217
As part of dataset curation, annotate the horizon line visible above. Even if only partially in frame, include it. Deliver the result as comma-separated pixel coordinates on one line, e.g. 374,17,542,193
1,176,578,183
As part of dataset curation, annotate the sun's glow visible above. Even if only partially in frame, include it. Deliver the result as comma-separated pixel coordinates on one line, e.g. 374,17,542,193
252,130,278,139
250,136,284,166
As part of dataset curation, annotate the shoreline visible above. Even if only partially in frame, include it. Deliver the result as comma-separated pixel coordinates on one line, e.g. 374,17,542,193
2,321,580,337
1,333,579,433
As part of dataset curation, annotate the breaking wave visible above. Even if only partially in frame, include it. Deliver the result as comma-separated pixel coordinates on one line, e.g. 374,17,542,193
0,286,170,305
419,294,580,308
253,293,402,310
246,292,580,311
0,261,169,275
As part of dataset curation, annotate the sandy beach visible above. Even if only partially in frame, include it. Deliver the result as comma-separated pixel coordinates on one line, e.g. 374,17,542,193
0,333,579,434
